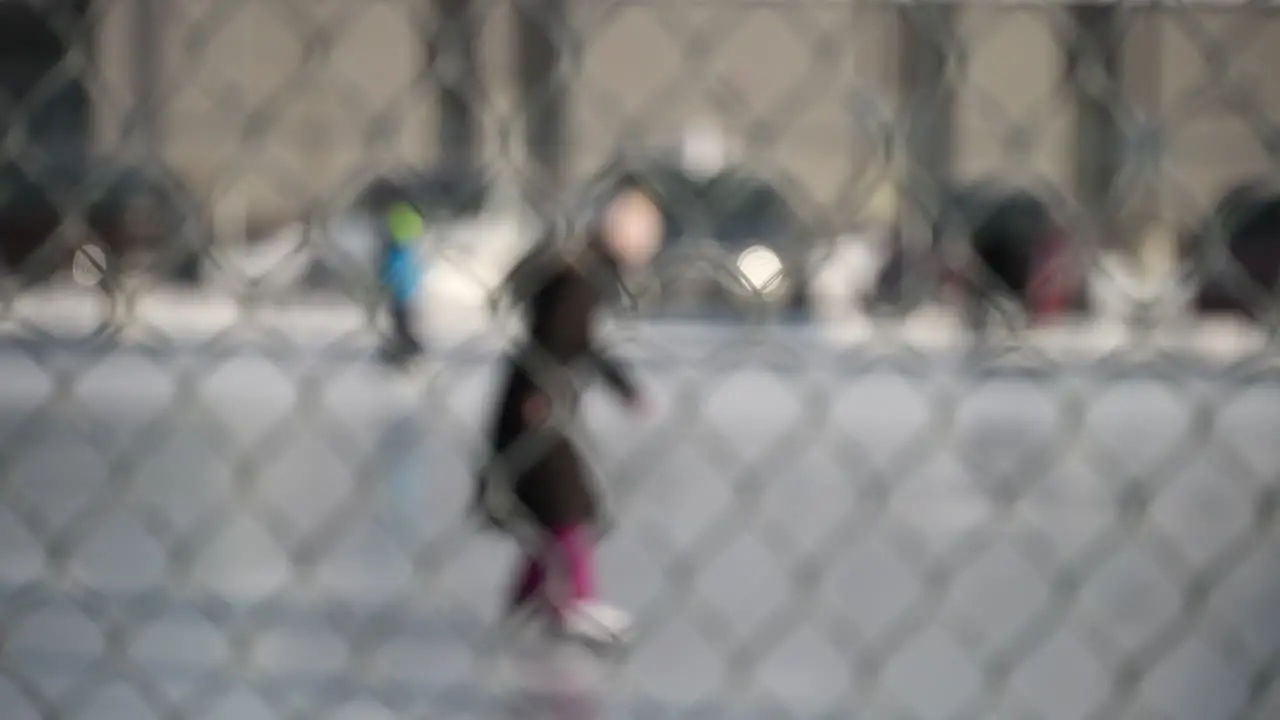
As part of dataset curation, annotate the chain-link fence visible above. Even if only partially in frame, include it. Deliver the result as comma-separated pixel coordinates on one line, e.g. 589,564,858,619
1,0,1279,718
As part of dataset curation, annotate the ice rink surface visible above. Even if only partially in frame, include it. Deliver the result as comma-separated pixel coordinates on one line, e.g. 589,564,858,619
0,300,1278,719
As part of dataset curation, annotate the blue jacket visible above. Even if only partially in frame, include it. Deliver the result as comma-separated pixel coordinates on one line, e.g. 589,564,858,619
381,243,420,306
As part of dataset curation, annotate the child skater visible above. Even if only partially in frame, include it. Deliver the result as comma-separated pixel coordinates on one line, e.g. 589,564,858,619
474,177,663,648
372,180,428,364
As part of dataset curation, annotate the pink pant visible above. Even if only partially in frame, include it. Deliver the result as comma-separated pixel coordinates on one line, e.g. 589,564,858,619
509,525,594,613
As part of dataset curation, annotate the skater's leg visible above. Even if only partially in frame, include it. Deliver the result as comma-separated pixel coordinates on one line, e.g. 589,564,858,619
391,302,410,346
545,525,592,619
509,553,547,608
499,549,554,632
392,302,424,353
379,297,400,353
382,301,422,359
550,524,595,605
545,524,632,646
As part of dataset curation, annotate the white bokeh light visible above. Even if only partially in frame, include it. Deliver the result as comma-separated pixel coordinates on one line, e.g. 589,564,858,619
736,244,786,295
72,244,107,287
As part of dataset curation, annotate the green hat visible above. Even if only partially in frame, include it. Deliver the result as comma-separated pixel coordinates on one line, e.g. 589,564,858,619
386,201,425,245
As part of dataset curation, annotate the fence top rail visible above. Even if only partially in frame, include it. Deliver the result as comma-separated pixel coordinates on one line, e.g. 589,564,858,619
601,0,1280,7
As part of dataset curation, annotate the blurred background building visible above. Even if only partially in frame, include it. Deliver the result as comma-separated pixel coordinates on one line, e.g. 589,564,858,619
35,1,1271,230
3,0,1279,314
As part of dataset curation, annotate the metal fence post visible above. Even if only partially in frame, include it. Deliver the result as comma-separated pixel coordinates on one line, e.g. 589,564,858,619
896,3,957,304
1070,4,1124,248
516,0,569,199
430,0,480,168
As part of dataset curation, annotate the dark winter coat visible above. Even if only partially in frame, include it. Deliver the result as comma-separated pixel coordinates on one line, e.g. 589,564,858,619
474,242,638,534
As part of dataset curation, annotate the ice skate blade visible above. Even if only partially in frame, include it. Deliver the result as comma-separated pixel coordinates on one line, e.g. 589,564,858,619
376,350,425,372
500,602,555,637
551,623,634,657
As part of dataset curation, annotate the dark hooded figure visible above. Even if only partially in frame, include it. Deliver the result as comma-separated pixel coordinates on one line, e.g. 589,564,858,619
937,183,1071,333
473,180,663,647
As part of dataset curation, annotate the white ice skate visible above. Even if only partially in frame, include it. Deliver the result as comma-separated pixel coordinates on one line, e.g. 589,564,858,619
555,600,634,652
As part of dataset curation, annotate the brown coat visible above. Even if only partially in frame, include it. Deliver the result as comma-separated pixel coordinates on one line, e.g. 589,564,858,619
475,243,638,533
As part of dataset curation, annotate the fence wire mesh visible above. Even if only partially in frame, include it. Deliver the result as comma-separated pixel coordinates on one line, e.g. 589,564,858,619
1,0,1279,718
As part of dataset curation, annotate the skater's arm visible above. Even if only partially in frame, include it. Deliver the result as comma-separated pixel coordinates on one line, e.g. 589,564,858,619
490,255,531,313
574,277,639,402
491,238,557,314
588,345,638,402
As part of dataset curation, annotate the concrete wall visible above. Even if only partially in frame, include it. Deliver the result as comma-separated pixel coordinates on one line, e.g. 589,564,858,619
83,1,1280,239
952,6,1074,190
90,0,450,232
155,0,438,230
1126,7,1280,225
565,1,901,230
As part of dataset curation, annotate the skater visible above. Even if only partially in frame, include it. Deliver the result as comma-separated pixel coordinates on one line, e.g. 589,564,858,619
474,179,663,648
373,181,427,364
934,182,1072,337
